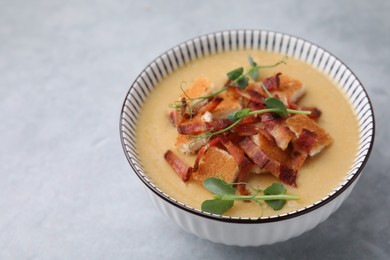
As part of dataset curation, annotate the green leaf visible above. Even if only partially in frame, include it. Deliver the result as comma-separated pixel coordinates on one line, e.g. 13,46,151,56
264,183,286,195
227,67,244,81
249,68,259,81
265,97,289,117
201,199,234,215
248,56,259,81
227,108,251,122
237,76,249,89
227,113,237,122
264,183,287,210
248,56,257,67
203,177,236,196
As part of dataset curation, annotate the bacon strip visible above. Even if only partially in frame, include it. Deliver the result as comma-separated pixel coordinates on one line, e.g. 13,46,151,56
177,121,205,135
236,159,254,195
218,135,253,195
180,97,187,116
261,113,294,150
219,135,246,165
164,150,192,181
169,111,182,127
247,101,266,111
204,119,232,131
178,119,232,135
239,137,269,169
196,97,223,115
262,73,281,91
230,87,264,103
238,115,262,125
232,125,259,136
279,165,297,187
294,128,318,153
288,101,321,120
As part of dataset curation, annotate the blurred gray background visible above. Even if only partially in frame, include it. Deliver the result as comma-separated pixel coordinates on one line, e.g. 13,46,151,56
0,0,389,259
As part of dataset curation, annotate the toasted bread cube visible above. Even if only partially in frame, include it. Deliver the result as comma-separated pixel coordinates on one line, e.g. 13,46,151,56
192,147,239,183
181,77,212,99
251,132,298,186
286,114,332,156
271,74,306,104
212,90,242,118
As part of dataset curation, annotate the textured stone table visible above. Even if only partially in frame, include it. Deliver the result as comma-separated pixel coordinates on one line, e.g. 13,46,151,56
0,0,389,259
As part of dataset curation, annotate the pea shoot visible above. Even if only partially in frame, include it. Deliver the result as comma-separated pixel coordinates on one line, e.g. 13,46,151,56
201,177,299,216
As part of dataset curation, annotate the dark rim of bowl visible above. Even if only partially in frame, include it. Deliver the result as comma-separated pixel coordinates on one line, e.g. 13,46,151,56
120,29,375,224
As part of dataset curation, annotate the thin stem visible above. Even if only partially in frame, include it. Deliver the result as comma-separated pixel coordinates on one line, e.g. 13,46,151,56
247,108,311,116
247,108,280,116
260,82,272,98
210,118,243,135
192,87,227,101
286,108,311,115
257,56,288,69
219,194,300,201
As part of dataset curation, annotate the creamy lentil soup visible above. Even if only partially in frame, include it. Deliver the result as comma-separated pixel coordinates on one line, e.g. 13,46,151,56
136,50,359,218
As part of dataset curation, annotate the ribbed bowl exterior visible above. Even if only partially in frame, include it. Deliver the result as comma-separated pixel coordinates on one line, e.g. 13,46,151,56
146,179,357,246
120,30,374,246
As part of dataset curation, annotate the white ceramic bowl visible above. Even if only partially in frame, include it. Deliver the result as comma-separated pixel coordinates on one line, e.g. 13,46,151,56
120,30,375,246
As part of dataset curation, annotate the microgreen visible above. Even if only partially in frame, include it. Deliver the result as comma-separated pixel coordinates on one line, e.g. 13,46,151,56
226,55,288,89
227,108,251,122
263,183,287,210
227,67,244,81
201,177,299,215
264,98,289,117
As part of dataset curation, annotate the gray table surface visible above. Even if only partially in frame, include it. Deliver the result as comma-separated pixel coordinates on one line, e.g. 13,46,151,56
1,0,389,259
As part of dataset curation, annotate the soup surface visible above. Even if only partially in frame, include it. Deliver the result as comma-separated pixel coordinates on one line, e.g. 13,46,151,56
136,50,359,218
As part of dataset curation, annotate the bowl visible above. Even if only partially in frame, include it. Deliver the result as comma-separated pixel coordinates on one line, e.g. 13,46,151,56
120,29,375,246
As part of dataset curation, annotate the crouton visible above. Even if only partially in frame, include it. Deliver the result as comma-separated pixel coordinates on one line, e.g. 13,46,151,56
192,146,239,183
286,114,333,156
271,74,306,104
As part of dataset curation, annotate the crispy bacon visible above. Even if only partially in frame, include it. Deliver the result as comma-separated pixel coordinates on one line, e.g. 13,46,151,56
238,115,262,125
169,111,182,127
177,121,205,135
180,97,187,116
294,128,318,153
218,135,246,165
260,157,297,187
178,119,232,135
261,113,293,150
232,125,259,136
164,150,192,181
254,147,297,187
236,159,254,195
247,101,266,111
301,106,321,120
239,137,269,168
288,101,321,120
262,73,281,91
279,165,297,187
204,119,232,131
230,86,264,103
261,113,277,128
218,135,253,195
196,97,223,115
